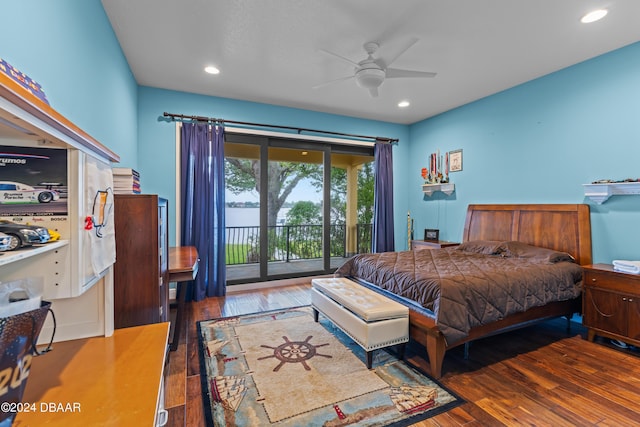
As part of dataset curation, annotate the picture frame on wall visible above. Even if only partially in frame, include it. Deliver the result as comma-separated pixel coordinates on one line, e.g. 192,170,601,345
424,228,440,242
449,149,463,172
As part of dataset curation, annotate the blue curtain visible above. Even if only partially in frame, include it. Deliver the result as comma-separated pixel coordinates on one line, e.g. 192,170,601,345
180,122,226,299
372,141,395,253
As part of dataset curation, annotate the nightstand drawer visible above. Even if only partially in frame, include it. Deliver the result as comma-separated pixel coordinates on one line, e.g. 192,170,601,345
584,268,640,295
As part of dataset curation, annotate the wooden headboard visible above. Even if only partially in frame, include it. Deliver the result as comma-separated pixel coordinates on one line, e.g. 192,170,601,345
463,204,592,265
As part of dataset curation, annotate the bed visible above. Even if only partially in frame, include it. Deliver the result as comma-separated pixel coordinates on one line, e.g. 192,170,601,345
335,204,592,378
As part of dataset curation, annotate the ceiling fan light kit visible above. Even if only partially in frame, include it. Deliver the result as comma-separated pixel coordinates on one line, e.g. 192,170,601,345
317,39,436,97
355,68,385,89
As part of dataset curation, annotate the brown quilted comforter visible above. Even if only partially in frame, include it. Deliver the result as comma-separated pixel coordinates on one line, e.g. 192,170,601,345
334,240,583,345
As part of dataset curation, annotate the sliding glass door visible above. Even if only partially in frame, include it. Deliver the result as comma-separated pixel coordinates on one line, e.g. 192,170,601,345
224,138,262,283
267,143,327,276
224,133,373,285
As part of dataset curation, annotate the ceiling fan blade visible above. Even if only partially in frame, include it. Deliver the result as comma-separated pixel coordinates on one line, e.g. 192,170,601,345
384,37,419,67
318,49,360,67
386,68,437,79
312,75,354,89
368,87,379,97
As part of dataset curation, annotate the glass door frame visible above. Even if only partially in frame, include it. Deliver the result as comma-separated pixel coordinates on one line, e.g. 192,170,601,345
225,133,332,284
264,138,331,278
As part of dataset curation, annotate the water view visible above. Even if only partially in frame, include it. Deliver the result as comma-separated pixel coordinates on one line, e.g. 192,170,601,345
223,150,374,280
226,207,290,227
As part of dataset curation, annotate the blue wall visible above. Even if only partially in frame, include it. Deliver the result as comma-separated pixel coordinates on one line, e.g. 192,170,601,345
2,1,639,262
408,42,640,263
137,87,409,246
0,0,138,165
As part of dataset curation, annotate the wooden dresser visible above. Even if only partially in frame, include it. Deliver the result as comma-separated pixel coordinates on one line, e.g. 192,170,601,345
113,194,169,329
582,264,640,346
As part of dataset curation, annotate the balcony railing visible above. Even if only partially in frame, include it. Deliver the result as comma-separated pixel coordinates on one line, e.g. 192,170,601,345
225,223,372,265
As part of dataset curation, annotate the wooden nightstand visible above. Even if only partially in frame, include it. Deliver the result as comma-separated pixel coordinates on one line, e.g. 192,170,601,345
582,264,640,347
411,240,460,250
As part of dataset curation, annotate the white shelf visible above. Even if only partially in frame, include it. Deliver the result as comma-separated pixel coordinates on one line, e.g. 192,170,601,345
422,183,455,196
0,240,69,268
583,182,640,204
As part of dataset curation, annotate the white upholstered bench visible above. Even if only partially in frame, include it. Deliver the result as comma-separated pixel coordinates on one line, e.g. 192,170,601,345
311,277,409,368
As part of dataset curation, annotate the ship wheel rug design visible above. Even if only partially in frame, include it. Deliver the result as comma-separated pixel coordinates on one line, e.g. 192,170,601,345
258,335,332,371
197,306,463,426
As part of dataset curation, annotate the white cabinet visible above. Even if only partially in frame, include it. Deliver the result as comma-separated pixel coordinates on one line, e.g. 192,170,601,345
0,72,119,340
0,241,69,296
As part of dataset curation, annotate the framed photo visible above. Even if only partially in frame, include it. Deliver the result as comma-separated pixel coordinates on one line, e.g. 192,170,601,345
424,228,440,242
449,149,463,172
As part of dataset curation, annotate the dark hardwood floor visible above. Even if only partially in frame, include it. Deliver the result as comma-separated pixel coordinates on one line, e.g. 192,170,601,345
164,283,640,426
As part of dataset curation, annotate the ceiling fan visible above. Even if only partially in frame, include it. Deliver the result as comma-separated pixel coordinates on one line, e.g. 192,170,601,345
315,38,437,97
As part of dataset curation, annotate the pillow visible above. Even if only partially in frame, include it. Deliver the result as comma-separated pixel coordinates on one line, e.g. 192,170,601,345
498,241,576,263
455,240,504,255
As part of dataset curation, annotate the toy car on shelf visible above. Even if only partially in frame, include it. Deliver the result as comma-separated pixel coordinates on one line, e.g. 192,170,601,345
0,220,50,250
0,181,60,203
0,231,11,251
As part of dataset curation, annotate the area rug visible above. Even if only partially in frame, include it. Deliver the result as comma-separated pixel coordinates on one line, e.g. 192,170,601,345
197,306,463,426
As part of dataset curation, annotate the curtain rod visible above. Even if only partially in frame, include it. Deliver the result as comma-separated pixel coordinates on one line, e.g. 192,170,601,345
163,112,398,144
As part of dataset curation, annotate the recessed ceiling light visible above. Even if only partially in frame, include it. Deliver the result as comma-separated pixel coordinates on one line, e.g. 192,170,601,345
204,66,220,75
581,9,608,23
398,100,410,108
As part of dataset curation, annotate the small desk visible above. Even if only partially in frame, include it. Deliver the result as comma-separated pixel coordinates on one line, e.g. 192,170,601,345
16,323,169,426
168,246,199,351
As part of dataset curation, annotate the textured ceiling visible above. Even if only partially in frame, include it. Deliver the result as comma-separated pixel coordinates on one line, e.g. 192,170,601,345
102,0,640,124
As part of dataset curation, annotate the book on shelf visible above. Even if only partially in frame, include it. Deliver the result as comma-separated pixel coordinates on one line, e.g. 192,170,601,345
112,167,141,194
112,167,140,177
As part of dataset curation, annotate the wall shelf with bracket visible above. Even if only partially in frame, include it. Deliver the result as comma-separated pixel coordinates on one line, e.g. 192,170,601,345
583,182,640,204
422,183,455,197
